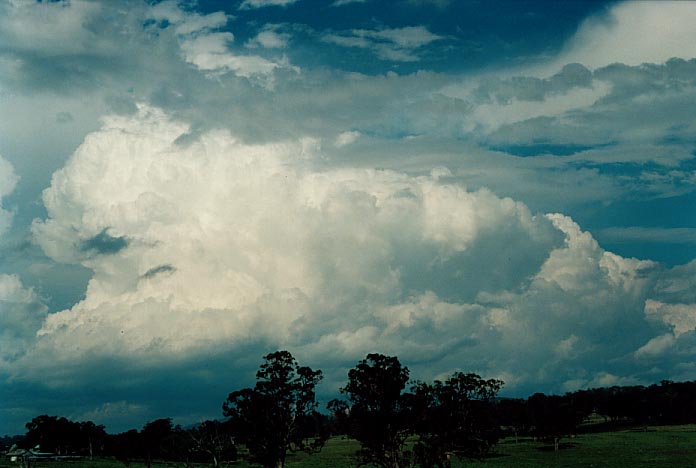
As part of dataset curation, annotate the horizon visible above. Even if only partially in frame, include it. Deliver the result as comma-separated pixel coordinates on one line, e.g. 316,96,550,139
2,0,696,435
3,364,693,438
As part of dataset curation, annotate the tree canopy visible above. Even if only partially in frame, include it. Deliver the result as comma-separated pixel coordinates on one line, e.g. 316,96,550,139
330,353,412,468
412,372,503,467
222,350,325,468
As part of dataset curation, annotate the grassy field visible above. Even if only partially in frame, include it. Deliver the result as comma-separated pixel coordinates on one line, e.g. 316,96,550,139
4,425,696,468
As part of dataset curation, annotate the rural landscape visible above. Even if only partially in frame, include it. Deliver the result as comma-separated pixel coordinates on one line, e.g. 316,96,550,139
4,351,696,468
3,1,696,467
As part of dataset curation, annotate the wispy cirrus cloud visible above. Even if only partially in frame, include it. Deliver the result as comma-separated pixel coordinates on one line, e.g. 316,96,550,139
331,0,367,6
323,26,442,62
239,0,300,10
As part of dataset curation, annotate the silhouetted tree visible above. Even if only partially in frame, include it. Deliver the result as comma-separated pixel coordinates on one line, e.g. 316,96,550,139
411,372,503,468
79,421,107,460
24,415,80,454
222,350,325,468
140,418,179,467
186,420,237,467
330,353,411,468
528,393,585,451
495,398,531,442
108,429,140,467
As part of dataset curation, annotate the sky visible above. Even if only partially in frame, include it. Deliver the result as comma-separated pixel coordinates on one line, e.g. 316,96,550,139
2,0,696,435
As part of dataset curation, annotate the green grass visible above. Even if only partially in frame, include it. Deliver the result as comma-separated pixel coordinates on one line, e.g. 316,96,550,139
459,425,696,468
5,426,696,468
290,426,696,468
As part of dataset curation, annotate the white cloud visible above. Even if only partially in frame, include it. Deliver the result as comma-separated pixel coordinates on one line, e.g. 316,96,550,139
22,105,556,378
149,1,229,36
304,209,664,389
635,333,675,358
179,32,281,79
645,300,696,337
0,155,18,236
331,0,366,6
323,26,442,62
335,130,361,147
147,1,293,85
362,26,441,49
10,105,691,398
587,372,641,388
0,0,103,56
464,80,610,133
0,0,695,434
239,0,300,10
547,1,696,72
0,274,48,365
76,401,147,423
245,25,291,49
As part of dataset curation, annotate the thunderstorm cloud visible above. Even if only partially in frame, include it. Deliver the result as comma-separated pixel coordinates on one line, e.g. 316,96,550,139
1,0,696,433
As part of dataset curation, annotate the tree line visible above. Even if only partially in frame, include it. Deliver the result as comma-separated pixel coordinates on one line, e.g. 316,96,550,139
5,351,696,468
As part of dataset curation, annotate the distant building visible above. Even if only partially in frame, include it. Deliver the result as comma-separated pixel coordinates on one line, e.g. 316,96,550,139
4,444,78,464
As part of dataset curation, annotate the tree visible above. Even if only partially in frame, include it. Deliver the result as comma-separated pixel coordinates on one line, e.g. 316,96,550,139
140,418,178,467
108,429,140,467
222,350,325,468
186,420,237,467
25,415,80,454
528,393,585,451
495,398,531,442
79,421,107,460
330,353,411,468
411,372,503,468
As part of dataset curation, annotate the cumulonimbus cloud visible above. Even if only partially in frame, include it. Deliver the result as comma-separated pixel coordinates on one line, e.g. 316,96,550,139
28,105,557,360
14,105,694,395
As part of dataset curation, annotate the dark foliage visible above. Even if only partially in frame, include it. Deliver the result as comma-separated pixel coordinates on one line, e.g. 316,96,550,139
24,415,106,456
567,380,696,426
186,419,237,467
495,398,531,440
139,418,181,467
411,372,503,468
330,353,412,468
0,434,25,452
15,351,696,467
527,393,585,451
222,350,325,468
108,429,140,467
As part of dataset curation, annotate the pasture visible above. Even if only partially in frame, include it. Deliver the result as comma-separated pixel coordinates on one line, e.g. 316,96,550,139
4,425,696,468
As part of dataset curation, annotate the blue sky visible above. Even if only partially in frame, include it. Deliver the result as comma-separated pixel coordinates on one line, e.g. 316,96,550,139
2,0,696,435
